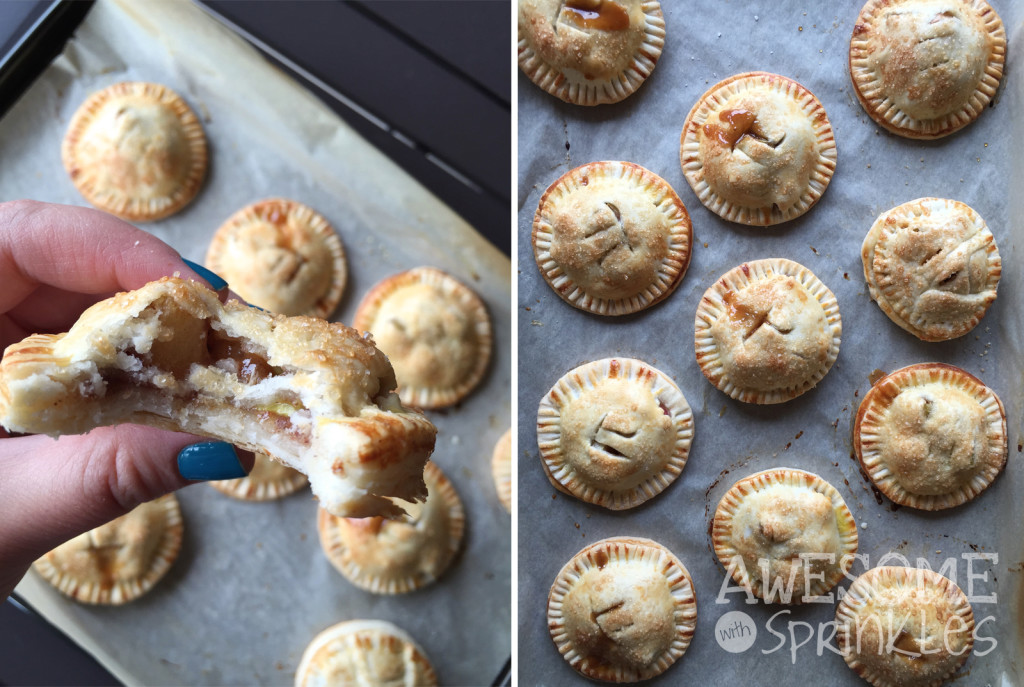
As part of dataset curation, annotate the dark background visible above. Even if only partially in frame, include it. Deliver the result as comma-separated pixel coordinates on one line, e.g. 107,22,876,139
0,1,510,684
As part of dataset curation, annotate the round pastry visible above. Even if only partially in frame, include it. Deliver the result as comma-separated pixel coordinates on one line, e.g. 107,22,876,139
694,258,842,404
547,536,697,683
491,427,512,512
537,357,694,510
33,494,182,605
206,198,347,318
849,0,1006,139
836,566,974,686
62,81,207,221
353,267,492,409
712,468,858,604
318,462,464,594
532,161,693,316
854,363,1006,510
209,450,308,501
295,619,437,687
680,72,837,226
861,198,1001,342
518,0,665,106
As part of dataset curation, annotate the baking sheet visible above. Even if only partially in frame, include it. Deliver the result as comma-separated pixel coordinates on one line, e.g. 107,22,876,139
2,1,511,684
517,1,1022,684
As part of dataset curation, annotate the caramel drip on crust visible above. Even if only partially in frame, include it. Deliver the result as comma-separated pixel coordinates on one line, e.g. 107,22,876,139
562,0,630,31
704,108,759,147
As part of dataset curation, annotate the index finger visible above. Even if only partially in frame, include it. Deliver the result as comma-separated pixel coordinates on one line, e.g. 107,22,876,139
0,200,215,314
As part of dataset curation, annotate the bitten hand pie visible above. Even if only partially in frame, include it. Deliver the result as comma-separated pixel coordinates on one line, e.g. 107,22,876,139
0,277,436,518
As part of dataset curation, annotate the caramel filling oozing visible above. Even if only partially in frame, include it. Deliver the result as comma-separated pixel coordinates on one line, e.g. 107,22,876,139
562,0,630,31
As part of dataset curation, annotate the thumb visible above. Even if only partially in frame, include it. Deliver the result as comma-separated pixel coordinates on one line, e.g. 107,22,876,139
0,425,249,598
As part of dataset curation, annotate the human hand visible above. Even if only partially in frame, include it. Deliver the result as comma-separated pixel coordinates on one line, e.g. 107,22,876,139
0,200,254,600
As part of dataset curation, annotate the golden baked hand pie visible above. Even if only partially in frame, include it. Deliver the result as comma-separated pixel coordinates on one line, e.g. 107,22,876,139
295,619,437,687
33,494,182,605
850,0,1006,139
518,0,665,106
854,363,1006,510
537,357,694,510
491,427,512,512
836,566,974,687
318,461,464,594
0,277,436,519
353,267,492,409
206,198,347,318
695,259,842,403
209,450,308,502
680,72,837,226
532,161,693,316
862,198,1001,341
62,81,207,221
548,536,697,683
712,468,858,604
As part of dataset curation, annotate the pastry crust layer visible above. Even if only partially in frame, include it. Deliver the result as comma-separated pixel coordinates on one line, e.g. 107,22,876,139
680,72,837,226
354,267,492,410
492,427,512,513
849,0,1005,139
532,161,693,316
0,277,436,518
295,619,437,687
62,81,207,221
33,494,182,605
861,197,1000,341
518,0,665,106
206,198,347,318
694,258,842,403
836,566,974,686
712,468,858,603
547,536,697,683
318,461,464,594
537,358,694,510
854,363,1006,510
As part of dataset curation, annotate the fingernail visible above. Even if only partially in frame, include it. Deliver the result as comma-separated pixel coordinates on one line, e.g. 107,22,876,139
182,259,228,291
177,442,246,481
249,303,267,312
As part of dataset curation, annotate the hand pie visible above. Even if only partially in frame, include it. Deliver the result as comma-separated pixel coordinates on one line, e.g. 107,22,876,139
850,0,1006,139
518,0,665,106
295,619,437,687
205,198,347,318
532,161,693,316
537,358,694,510
547,536,697,683
861,198,1001,341
836,566,974,686
317,461,464,594
491,427,512,512
854,363,1006,510
353,267,492,409
694,259,842,403
0,277,436,518
33,494,182,605
712,469,858,604
62,82,207,221
210,450,308,501
680,72,837,226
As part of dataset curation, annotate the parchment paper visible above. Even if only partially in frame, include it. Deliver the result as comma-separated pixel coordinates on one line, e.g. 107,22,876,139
2,1,511,684
517,2,1022,684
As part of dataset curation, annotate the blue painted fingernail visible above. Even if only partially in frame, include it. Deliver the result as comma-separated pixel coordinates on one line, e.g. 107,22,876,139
177,442,246,481
182,259,228,291
249,303,266,312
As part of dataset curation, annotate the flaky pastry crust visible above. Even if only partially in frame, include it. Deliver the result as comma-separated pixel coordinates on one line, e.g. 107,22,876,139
295,619,437,687
532,161,692,316
849,0,1005,139
518,0,665,106
0,277,436,518
836,566,974,686
854,363,1006,510
547,536,697,683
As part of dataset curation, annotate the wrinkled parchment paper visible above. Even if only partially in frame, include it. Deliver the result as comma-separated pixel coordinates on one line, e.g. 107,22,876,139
518,2,1021,684
2,1,511,684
